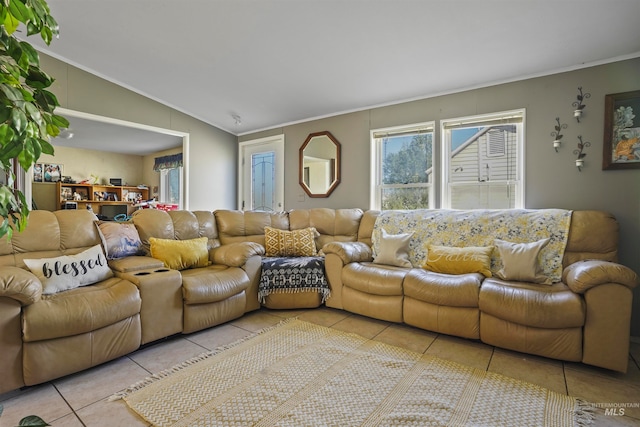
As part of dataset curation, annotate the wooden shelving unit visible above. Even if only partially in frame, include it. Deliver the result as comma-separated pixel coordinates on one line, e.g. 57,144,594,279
56,182,149,214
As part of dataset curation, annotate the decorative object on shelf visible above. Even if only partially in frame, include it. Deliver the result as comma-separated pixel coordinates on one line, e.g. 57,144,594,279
572,86,591,122
573,135,591,171
602,90,640,170
550,117,567,152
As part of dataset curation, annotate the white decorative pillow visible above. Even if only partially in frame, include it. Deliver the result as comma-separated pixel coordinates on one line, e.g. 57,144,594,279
24,245,113,295
494,238,551,284
373,228,413,268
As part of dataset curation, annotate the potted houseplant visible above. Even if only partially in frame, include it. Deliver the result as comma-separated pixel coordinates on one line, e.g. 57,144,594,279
0,0,69,239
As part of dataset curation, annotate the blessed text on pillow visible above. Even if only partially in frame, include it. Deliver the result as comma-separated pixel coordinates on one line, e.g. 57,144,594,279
24,245,113,294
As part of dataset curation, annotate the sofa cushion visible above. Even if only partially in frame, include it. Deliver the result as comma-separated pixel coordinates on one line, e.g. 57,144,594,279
373,228,412,268
404,269,482,307
149,237,210,270
342,262,406,296
423,245,493,277
95,221,143,259
479,278,585,329
264,226,318,257
21,277,141,342
23,245,113,295
494,238,550,283
181,265,250,304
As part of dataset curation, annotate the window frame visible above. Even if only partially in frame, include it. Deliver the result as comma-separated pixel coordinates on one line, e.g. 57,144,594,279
370,122,435,210
159,165,183,207
440,109,525,209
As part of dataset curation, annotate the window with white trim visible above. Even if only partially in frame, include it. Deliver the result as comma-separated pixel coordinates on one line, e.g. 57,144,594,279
371,110,525,210
371,123,434,210
441,110,524,209
160,166,183,206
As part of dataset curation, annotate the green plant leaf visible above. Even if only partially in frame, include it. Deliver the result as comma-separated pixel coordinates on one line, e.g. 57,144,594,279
24,102,41,123
51,114,68,128
0,123,15,145
39,138,53,155
40,26,52,45
0,83,22,102
18,415,51,426
11,108,27,133
0,139,21,159
8,0,31,24
3,10,19,35
18,41,39,66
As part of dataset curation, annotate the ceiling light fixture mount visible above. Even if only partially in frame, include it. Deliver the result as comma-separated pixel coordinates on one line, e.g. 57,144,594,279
232,114,242,126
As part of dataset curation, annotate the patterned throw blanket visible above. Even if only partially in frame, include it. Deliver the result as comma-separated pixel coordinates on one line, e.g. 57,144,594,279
372,209,572,283
258,256,330,303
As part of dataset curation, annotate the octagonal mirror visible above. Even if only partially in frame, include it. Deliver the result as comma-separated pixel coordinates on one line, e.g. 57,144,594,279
299,131,341,198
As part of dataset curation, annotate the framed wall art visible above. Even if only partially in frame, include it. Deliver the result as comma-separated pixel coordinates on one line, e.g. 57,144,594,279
44,163,63,182
33,163,43,182
603,90,640,170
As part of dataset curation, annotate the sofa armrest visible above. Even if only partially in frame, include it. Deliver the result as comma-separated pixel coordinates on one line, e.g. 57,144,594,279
211,242,265,267
323,242,373,264
0,266,42,306
562,260,638,294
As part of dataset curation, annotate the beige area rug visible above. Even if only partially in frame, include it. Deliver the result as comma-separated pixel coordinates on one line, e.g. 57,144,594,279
113,319,594,426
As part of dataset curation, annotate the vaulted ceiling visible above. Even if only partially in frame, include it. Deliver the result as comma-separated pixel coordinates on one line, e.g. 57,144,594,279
27,0,640,138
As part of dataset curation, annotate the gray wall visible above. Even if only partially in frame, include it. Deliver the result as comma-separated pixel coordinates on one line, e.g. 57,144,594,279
241,57,640,336
40,54,238,211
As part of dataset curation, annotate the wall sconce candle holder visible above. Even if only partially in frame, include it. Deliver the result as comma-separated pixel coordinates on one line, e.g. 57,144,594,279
550,117,567,152
572,86,591,123
573,135,591,171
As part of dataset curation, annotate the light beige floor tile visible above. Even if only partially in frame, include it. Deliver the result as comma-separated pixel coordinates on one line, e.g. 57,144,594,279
75,398,150,427
629,340,640,368
372,323,437,354
0,383,72,427
264,308,311,319
185,323,255,351
48,412,85,427
565,363,640,419
425,334,493,370
229,310,285,332
330,313,390,339
129,336,208,374
488,348,566,394
53,357,150,411
296,306,351,327
591,410,640,426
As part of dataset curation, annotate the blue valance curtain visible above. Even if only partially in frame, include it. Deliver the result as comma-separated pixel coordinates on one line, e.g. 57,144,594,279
153,153,183,172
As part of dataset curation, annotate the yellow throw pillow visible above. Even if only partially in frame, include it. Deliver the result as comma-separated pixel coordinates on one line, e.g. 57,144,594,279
423,245,493,277
264,226,318,257
149,237,210,270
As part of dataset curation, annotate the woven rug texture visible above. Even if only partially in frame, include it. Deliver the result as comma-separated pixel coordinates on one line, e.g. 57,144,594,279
114,319,593,426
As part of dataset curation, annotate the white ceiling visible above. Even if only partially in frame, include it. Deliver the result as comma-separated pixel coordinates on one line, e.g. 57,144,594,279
52,115,183,156
28,0,640,140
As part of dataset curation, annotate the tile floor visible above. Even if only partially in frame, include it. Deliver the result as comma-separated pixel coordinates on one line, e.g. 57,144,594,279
1,307,639,426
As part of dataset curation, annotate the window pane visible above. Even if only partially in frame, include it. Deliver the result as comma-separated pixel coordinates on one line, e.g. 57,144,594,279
252,151,275,211
381,133,433,185
449,183,516,209
167,168,180,204
381,187,430,210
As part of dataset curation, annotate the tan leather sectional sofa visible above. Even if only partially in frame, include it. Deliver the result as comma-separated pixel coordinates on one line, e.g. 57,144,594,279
0,207,636,395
